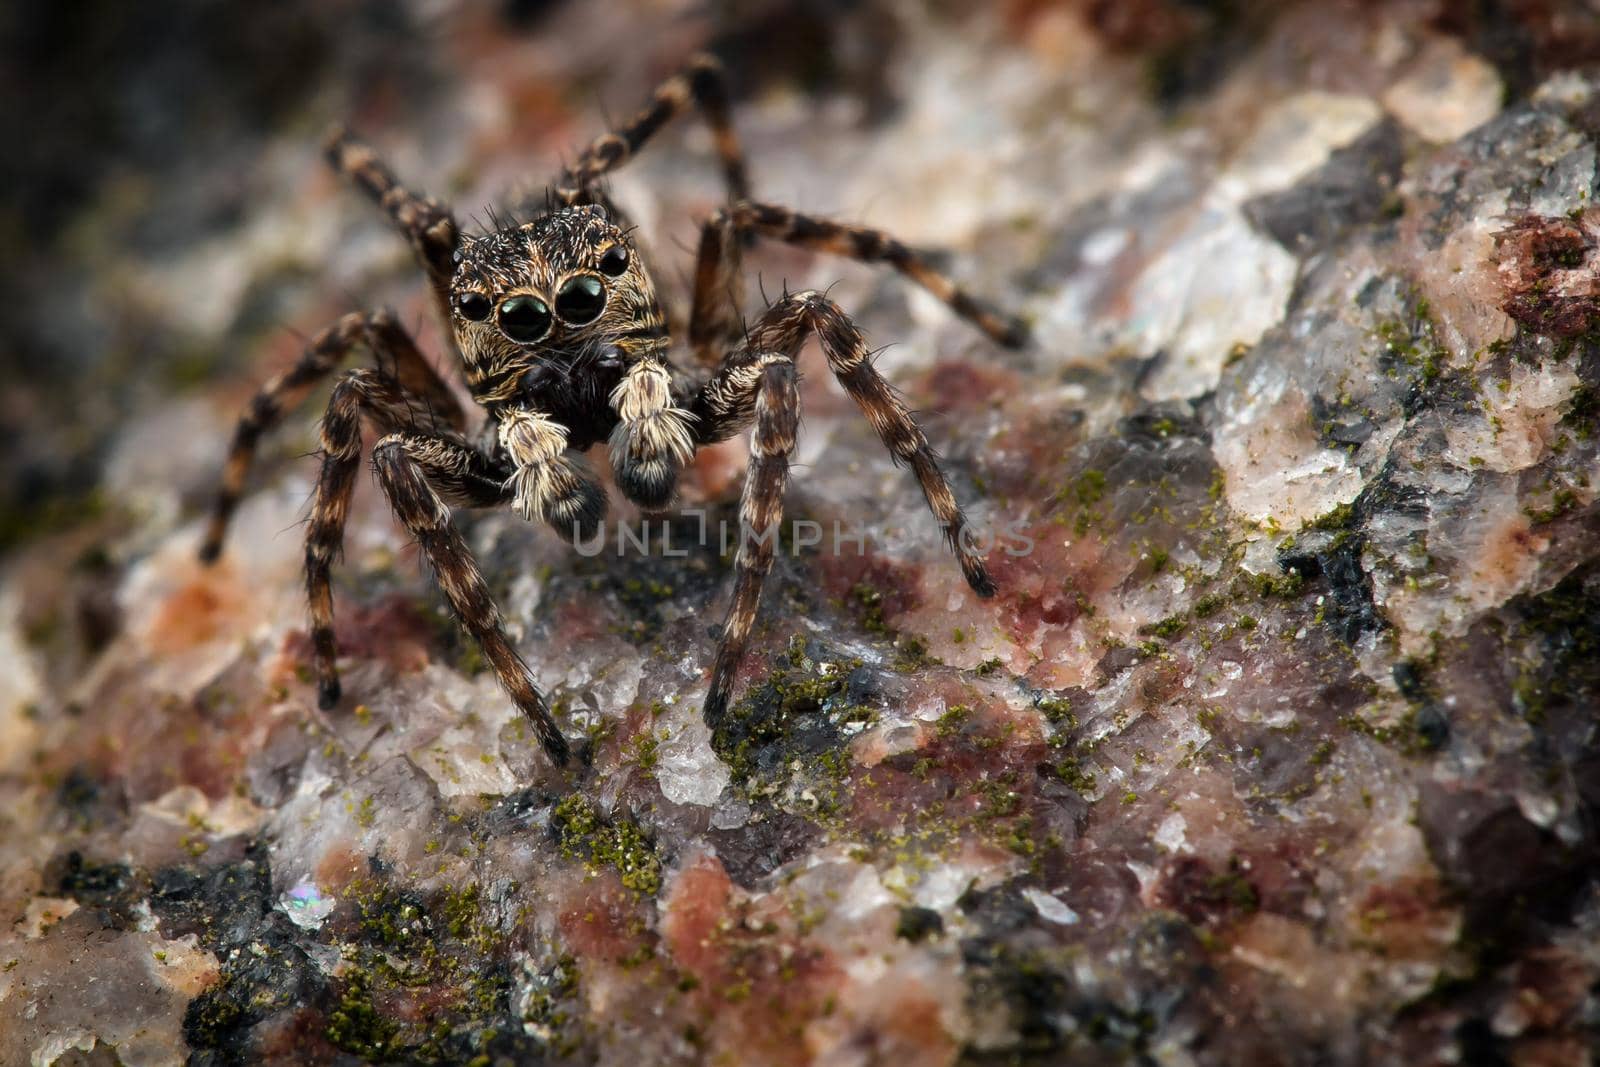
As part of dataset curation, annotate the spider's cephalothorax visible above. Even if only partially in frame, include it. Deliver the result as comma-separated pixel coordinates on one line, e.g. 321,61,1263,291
448,206,693,530
199,54,1027,770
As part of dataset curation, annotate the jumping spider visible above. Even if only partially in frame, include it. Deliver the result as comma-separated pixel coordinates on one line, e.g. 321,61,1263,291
199,55,1026,768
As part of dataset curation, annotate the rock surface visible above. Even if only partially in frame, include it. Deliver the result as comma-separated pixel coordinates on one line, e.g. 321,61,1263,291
2,3,1599,1065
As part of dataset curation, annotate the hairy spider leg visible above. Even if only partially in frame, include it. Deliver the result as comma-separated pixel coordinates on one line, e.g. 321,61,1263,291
556,52,748,206
690,200,1031,358
324,127,461,334
694,290,997,728
371,432,571,766
703,352,797,730
304,364,500,706
199,310,462,562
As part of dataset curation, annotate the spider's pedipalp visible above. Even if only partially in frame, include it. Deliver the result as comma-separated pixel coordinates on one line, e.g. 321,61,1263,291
607,359,697,508
499,408,608,541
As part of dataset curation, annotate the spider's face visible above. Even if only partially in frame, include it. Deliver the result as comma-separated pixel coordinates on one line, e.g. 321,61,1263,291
448,205,657,368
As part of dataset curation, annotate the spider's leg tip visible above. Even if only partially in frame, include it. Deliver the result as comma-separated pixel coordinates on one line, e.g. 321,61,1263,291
998,319,1031,350
702,692,728,731
545,733,572,768
968,570,999,599
317,679,342,711
197,541,222,566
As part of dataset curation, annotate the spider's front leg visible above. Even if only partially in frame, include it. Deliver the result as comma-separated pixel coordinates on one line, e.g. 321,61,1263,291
301,365,496,705
701,353,799,728
370,432,571,766
695,291,997,727
308,379,571,766
201,310,462,563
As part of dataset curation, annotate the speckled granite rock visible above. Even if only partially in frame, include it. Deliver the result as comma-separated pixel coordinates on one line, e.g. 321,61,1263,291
3,3,1599,1066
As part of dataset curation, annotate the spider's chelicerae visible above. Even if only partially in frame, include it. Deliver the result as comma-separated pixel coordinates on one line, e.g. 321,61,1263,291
199,55,1026,768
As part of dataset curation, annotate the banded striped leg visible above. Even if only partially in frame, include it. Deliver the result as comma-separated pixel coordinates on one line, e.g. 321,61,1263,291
371,434,570,766
556,52,749,206
704,354,799,728
688,209,745,364
199,310,463,563
324,128,461,327
305,368,499,712
694,291,996,725
689,200,1030,354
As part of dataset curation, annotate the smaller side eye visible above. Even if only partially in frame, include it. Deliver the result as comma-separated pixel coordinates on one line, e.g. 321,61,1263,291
556,275,606,325
498,295,552,344
598,245,629,277
456,291,491,321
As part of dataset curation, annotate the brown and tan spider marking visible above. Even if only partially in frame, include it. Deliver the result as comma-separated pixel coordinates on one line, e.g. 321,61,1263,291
198,54,1027,768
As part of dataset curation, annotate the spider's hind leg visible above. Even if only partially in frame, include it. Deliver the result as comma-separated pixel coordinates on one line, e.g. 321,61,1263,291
689,201,1029,355
556,52,748,206
324,129,460,306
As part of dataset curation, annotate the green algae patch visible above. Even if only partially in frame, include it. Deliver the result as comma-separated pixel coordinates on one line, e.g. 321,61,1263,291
326,970,401,1061
1057,468,1109,535
552,795,663,896
710,635,863,785
850,582,891,635
305,874,549,1063
1140,614,1188,639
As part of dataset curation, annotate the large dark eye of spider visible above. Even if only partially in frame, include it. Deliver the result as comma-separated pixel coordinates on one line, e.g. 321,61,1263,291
455,291,491,321
498,295,552,343
555,275,606,325
598,245,629,277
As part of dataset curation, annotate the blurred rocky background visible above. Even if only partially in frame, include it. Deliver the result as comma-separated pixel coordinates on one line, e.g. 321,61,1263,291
3,1,1600,1064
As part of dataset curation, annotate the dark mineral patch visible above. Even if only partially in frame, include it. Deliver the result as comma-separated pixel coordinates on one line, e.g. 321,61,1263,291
1246,119,1407,252
709,809,823,889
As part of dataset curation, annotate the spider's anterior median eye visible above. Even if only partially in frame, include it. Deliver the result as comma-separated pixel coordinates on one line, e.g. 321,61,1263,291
498,295,553,343
455,291,491,321
598,245,629,277
555,275,606,325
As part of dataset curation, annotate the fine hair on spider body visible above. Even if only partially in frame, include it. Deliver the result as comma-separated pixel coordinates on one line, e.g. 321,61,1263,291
199,53,1028,769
